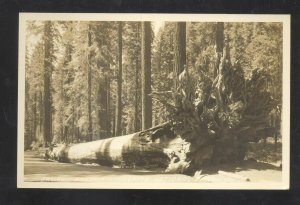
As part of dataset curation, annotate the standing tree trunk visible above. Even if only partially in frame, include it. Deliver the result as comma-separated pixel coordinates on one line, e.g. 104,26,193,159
134,23,140,132
38,91,44,142
60,67,65,143
154,40,162,126
62,43,74,143
71,106,75,143
50,90,53,142
43,21,53,147
216,23,224,54
115,22,123,136
97,66,109,139
173,22,186,89
141,22,152,130
32,92,37,141
87,25,93,141
24,81,31,148
112,104,116,137
215,22,224,78
106,80,111,137
97,78,107,139
134,56,139,132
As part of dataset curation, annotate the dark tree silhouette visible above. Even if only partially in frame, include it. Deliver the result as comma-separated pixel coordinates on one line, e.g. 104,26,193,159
141,22,152,130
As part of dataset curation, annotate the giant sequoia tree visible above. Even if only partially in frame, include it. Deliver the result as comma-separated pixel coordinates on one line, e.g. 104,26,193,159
43,21,54,147
215,22,224,77
134,23,141,132
173,22,186,88
141,22,152,130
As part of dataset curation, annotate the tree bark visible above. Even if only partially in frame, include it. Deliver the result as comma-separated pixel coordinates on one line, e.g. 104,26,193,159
174,22,186,89
71,106,75,143
50,89,53,143
25,81,31,149
216,22,224,53
60,67,65,143
215,22,224,78
107,81,111,137
98,76,109,139
87,25,93,141
141,22,152,130
62,43,74,143
134,23,140,132
43,21,53,147
38,91,44,142
32,92,37,141
50,124,175,169
115,22,123,136
112,104,116,137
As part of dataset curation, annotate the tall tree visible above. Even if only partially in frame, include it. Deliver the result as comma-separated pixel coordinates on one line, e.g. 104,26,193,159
115,22,123,136
173,22,186,89
141,22,152,130
122,22,142,133
25,38,45,147
87,24,93,141
134,23,140,132
43,21,54,147
94,22,113,139
216,22,224,53
97,67,109,139
52,22,75,144
215,22,224,77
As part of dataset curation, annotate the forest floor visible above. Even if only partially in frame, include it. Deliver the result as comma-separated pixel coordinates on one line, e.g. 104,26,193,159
24,139,282,184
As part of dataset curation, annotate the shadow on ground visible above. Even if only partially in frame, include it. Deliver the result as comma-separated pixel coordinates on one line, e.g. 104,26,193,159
201,159,281,175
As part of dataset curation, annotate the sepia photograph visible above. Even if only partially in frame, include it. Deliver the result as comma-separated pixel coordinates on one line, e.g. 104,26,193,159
17,13,290,189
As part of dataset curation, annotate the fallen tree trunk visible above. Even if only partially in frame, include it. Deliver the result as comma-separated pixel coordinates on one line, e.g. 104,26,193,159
50,124,178,169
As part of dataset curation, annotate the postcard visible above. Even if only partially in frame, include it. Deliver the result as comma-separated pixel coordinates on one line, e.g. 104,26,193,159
18,13,290,189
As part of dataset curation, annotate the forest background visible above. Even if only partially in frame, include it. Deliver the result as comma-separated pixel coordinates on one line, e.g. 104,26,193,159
24,21,282,153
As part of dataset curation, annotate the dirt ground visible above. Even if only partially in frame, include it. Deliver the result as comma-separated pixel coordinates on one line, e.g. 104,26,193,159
24,149,282,184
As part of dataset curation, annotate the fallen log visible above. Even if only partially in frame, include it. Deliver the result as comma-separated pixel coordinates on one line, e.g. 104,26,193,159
50,126,178,169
